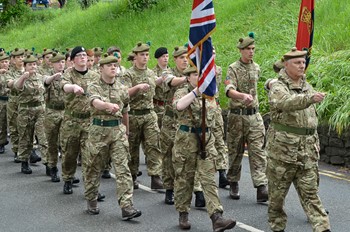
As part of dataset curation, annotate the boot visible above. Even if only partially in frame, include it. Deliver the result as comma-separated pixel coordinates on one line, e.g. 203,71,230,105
210,212,236,232
72,176,80,184
21,162,32,174
137,171,142,176
179,212,191,230
218,170,229,188
14,152,21,163
165,189,174,205
121,205,142,221
229,182,240,200
63,181,73,194
101,170,111,179
86,200,100,215
29,149,41,163
257,185,268,202
97,192,105,202
151,175,163,189
132,175,139,189
0,145,4,154
194,191,206,208
50,166,60,182
45,164,51,176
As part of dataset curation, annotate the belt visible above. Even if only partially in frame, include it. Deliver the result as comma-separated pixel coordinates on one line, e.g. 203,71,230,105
19,101,42,108
230,108,258,115
46,102,65,110
92,118,121,127
0,96,8,101
165,110,175,118
65,110,90,119
272,123,316,136
129,109,151,115
179,125,209,133
153,99,165,106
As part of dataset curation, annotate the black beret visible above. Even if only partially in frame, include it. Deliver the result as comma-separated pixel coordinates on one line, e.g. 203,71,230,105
70,46,86,60
154,47,168,59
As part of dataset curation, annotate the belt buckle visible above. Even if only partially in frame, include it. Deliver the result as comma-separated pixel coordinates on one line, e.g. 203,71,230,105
100,119,104,126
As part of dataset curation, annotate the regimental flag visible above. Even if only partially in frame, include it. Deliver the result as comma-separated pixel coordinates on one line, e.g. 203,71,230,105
188,0,216,97
296,0,314,70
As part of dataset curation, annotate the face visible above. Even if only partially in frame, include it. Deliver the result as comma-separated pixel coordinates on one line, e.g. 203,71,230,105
14,55,24,67
36,57,43,66
100,62,118,78
44,54,52,66
188,72,199,87
87,56,94,69
94,55,101,64
157,54,169,68
174,53,188,71
52,60,65,73
240,44,255,62
25,62,37,74
73,51,87,68
135,51,149,67
285,57,306,80
0,59,10,70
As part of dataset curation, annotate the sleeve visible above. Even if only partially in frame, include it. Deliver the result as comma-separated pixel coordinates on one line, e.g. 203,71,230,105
172,88,188,112
121,70,132,88
121,85,130,114
224,65,238,94
87,83,102,107
60,70,72,90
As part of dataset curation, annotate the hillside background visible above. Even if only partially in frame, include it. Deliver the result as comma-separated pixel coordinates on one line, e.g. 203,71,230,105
1,0,350,132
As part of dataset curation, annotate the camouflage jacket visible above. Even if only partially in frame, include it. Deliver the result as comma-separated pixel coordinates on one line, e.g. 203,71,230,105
225,60,260,109
153,64,169,101
6,67,24,99
163,66,187,113
15,73,45,104
0,72,9,97
88,77,130,120
45,70,65,104
214,65,222,99
37,63,52,76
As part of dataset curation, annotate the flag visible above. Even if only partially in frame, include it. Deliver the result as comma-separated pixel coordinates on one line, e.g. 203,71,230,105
296,0,314,70
188,0,216,97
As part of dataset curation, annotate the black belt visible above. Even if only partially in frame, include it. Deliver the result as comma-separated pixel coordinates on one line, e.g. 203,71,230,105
46,102,65,110
19,101,42,108
272,123,316,136
230,108,258,115
129,109,151,115
65,110,90,119
179,125,209,133
92,118,121,127
0,96,8,101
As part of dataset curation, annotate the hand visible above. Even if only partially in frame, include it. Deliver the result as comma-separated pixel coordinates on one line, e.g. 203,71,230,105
242,93,253,106
268,79,278,89
155,76,164,85
139,83,150,92
0,69,7,74
22,72,30,80
73,84,84,95
313,92,326,103
105,102,120,114
53,73,62,80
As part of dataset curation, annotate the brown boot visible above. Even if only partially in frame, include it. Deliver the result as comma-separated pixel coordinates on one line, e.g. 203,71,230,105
257,185,268,202
132,175,139,189
210,212,236,232
86,200,100,215
151,175,163,189
121,205,142,221
229,182,240,200
179,212,191,230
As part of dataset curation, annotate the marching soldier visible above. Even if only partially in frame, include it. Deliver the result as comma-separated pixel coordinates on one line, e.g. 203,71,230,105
0,51,10,153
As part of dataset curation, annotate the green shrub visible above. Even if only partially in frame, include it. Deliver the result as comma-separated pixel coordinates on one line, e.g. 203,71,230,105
0,1,30,27
127,0,157,11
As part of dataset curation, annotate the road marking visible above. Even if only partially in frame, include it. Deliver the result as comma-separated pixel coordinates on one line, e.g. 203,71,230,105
109,173,161,193
236,222,265,232
319,170,350,182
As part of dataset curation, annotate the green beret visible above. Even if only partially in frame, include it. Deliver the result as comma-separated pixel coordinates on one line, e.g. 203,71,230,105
173,46,187,58
283,47,307,61
42,48,54,56
132,42,150,53
273,59,284,73
127,52,135,61
24,49,34,56
0,52,10,61
23,55,38,64
237,32,255,49
49,52,65,63
35,53,42,58
183,66,198,75
93,47,103,56
99,53,119,65
11,48,25,56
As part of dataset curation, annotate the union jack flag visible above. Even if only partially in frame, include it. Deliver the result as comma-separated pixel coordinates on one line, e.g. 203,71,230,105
188,0,216,97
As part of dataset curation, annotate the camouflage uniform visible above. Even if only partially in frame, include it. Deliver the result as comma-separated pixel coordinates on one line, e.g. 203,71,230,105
44,70,65,169
15,73,48,162
173,85,223,216
37,63,52,76
153,64,168,128
122,66,162,177
0,71,9,147
225,60,267,187
60,68,98,182
84,77,134,208
266,69,330,232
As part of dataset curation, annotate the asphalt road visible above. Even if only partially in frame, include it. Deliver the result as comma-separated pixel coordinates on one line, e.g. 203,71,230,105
0,145,349,232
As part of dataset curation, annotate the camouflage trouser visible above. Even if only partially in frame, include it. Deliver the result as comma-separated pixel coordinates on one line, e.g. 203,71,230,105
173,129,223,216
266,158,330,232
34,104,49,164
0,101,8,145
128,110,162,176
212,107,228,170
44,108,64,168
153,101,165,129
60,115,89,182
193,171,203,192
17,104,48,162
7,97,18,153
226,112,267,187
160,114,175,189
84,123,134,208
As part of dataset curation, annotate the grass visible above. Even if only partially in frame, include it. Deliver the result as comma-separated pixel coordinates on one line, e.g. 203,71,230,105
0,0,349,132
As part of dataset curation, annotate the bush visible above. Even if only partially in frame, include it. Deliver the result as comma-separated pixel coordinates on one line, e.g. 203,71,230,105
0,1,30,27
128,0,157,11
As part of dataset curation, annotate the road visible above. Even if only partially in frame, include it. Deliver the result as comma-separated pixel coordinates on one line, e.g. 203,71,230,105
0,145,349,232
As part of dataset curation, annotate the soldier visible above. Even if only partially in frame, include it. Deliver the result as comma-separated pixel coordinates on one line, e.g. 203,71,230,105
173,66,236,231
86,49,95,70
224,33,268,202
13,55,54,174
0,51,10,154
122,42,163,190
60,46,99,194
38,48,54,75
266,48,331,232
84,54,142,220
44,53,66,182
36,53,43,66
92,47,103,73
107,46,126,76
